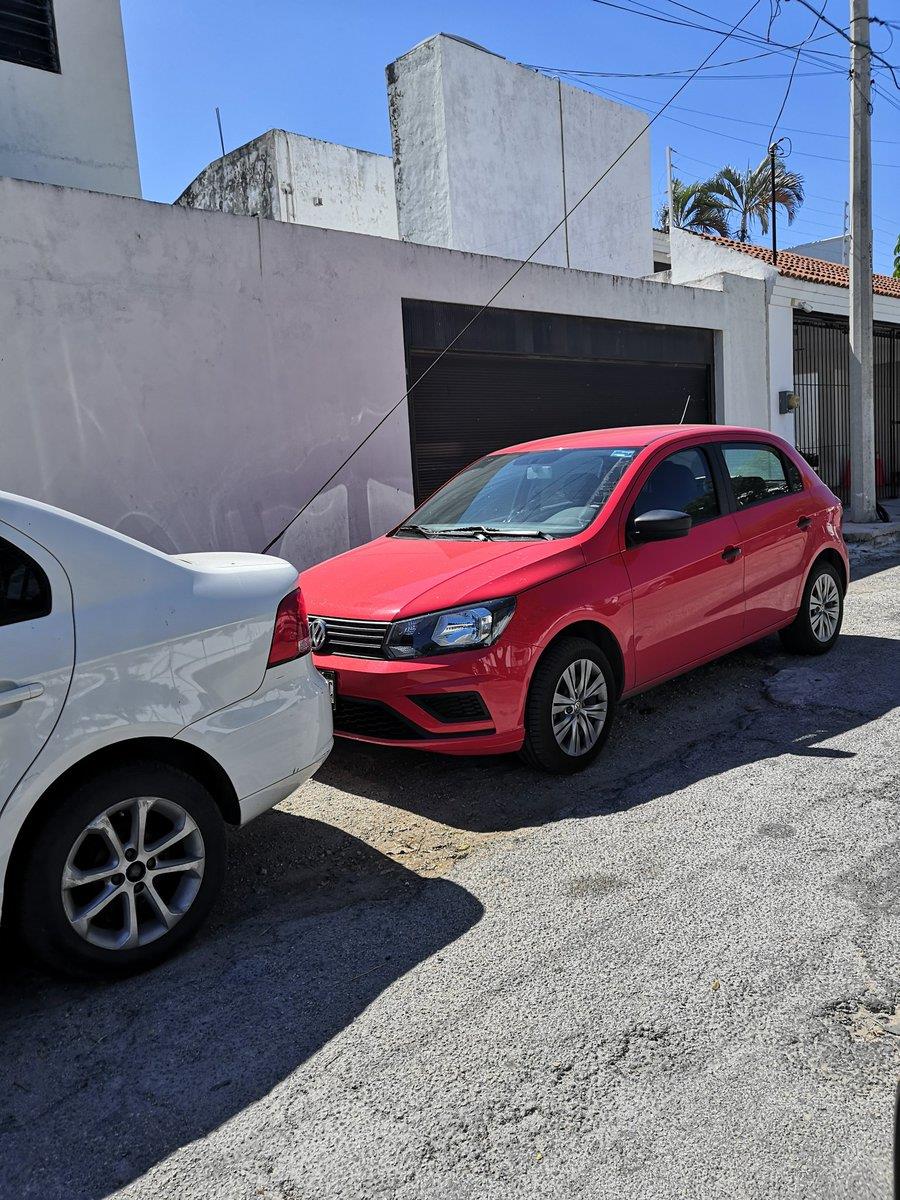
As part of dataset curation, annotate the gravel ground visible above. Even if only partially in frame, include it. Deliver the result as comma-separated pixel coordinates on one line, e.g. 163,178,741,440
1,545,898,1200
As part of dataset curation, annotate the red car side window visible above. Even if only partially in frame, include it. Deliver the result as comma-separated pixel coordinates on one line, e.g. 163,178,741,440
721,444,793,510
632,447,721,524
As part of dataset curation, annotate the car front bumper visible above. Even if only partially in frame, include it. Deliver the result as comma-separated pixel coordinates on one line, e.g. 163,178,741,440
312,648,528,756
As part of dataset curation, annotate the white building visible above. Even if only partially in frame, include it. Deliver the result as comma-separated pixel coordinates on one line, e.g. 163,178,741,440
387,35,652,276
669,229,900,504
11,24,887,565
180,35,652,279
177,130,398,239
0,0,140,197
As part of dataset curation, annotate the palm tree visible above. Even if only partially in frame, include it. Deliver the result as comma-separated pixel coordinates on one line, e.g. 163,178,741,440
710,156,804,243
893,232,899,280
658,177,731,237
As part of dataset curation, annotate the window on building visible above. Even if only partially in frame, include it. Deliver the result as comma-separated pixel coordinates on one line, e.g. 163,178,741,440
0,537,51,626
0,1,60,74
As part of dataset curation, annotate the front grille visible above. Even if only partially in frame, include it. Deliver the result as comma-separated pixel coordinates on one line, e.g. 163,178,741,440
333,697,421,740
414,692,491,724
310,616,390,658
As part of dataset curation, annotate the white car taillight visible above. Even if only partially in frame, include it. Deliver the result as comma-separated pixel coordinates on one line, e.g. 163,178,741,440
267,578,312,666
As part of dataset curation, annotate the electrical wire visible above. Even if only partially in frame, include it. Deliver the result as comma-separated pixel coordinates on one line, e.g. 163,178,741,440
259,0,766,555
558,73,900,167
521,31,840,78
766,0,827,146
539,77,900,143
586,0,848,69
790,0,900,87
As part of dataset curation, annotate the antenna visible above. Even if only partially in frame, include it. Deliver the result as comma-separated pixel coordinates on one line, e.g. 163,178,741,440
215,107,226,158
679,394,692,424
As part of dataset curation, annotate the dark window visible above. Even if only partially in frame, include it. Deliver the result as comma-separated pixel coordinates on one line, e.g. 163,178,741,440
633,447,720,524
721,444,791,509
784,455,805,494
0,537,51,626
0,1,60,73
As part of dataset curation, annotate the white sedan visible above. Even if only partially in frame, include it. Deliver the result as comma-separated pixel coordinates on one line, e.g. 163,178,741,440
0,491,332,976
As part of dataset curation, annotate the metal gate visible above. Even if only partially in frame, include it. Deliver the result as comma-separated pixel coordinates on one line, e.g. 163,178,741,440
793,312,900,501
404,300,715,502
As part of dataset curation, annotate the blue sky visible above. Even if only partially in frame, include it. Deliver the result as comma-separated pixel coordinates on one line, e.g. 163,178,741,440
120,0,899,272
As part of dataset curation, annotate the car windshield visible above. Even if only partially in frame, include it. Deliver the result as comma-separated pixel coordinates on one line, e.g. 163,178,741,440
395,447,640,539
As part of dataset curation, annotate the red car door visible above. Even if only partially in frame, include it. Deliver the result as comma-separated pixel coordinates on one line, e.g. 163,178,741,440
621,444,745,687
717,442,812,637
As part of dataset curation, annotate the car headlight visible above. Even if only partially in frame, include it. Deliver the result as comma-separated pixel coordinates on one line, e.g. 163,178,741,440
385,597,516,659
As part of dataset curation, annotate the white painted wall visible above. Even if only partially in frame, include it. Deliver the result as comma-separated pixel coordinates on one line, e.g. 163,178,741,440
669,227,900,448
0,0,140,197
0,176,767,569
389,34,652,277
177,131,398,238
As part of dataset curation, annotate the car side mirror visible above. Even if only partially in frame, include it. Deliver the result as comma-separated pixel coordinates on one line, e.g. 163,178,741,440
629,509,692,543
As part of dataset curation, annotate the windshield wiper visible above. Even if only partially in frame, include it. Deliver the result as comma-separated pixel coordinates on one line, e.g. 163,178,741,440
439,526,555,540
393,523,436,538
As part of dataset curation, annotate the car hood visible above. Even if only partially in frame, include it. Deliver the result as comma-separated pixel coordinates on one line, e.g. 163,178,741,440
300,534,587,621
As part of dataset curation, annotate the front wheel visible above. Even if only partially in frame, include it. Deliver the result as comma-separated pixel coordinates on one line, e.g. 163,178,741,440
520,637,616,773
12,761,226,978
779,559,844,655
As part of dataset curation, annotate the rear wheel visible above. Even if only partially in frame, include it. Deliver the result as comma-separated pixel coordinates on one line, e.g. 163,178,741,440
12,761,226,978
520,637,616,773
779,559,844,655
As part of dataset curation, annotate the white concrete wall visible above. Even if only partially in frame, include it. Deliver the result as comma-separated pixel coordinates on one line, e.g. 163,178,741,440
0,176,767,570
0,0,140,197
389,35,652,277
669,227,900,447
177,132,398,238
787,236,848,264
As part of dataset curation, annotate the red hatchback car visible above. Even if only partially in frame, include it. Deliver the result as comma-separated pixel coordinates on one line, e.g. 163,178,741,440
301,425,848,773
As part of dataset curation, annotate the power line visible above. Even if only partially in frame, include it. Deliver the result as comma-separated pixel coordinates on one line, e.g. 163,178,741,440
522,31,840,78
561,73,900,167
586,0,849,69
259,0,767,555
790,0,900,86
542,76,900,142
766,0,827,145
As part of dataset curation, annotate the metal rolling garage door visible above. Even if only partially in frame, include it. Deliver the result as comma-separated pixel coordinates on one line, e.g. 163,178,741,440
403,301,714,502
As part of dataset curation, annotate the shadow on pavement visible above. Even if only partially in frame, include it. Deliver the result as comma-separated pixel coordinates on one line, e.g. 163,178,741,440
0,814,483,1200
316,632,900,834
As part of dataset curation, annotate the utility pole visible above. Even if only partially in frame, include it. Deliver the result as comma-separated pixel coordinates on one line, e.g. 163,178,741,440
666,146,675,234
848,0,877,522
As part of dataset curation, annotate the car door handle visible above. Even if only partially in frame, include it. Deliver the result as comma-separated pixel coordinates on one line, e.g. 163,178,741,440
722,545,742,562
0,683,45,710
797,516,813,529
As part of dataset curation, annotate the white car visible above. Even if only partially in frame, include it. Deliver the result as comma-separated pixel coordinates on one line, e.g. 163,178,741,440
0,492,332,976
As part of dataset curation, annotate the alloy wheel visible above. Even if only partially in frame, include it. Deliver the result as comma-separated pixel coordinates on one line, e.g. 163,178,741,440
61,796,205,950
552,658,608,756
809,573,840,642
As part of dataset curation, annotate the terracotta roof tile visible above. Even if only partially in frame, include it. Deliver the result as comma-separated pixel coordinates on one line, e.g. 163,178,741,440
700,234,900,299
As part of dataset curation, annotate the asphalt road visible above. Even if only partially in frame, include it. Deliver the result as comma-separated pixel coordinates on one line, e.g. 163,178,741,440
1,545,898,1200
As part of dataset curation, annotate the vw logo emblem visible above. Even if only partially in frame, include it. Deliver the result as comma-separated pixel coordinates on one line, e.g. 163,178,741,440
309,617,327,652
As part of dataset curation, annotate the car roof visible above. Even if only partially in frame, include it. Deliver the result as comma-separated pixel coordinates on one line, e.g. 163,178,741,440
499,425,774,454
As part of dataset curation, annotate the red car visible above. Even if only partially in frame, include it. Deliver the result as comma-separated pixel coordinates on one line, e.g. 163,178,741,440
302,425,848,773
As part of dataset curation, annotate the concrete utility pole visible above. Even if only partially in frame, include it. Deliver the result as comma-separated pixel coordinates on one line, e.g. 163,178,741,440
848,0,877,523
666,145,675,233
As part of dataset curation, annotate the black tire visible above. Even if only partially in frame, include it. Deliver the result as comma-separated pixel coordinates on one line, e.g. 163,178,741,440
11,761,226,979
779,559,844,656
520,637,617,774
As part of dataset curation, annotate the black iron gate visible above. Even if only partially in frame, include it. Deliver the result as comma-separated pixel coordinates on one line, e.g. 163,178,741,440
403,299,715,502
793,312,900,501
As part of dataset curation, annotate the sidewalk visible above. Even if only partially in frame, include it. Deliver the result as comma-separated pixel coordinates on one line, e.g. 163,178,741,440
842,496,900,547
